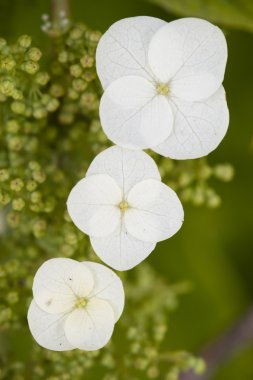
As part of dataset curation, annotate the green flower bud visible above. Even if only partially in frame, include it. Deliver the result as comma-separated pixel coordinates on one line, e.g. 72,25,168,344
0,169,10,182
72,78,87,92
206,190,221,208
80,55,94,68
0,191,10,205
33,107,47,119
62,244,75,257
35,71,50,86
22,60,39,74
180,187,193,202
18,35,32,49
33,219,47,238
44,198,55,213
80,92,96,108
12,89,23,100
12,198,25,211
192,186,205,206
10,178,24,192
83,70,96,82
68,89,79,100
58,50,68,63
26,180,37,192
0,79,15,96
30,191,42,203
87,30,101,43
214,164,234,182
11,101,26,114
1,57,16,71
50,83,65,97
70,64,82,78
28,161,40,171
32,170,46,183
69,27,83,40
147,366,159,379
193,358,206,374
7,212,20,227
46,98,60,112
27,47,42,61
7,135,24,151
165,368,179,380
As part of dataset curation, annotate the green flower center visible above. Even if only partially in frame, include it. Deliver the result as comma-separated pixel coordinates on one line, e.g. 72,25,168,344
118,200,129,212
75,297,87,309
156,83,169,96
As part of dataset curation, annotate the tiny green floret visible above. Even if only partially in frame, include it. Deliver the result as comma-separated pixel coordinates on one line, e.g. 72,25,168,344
118,200,129,212
75,297,88,309
156,83,170,96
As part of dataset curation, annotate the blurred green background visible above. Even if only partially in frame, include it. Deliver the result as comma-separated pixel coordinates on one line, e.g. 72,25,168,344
1,0,253,379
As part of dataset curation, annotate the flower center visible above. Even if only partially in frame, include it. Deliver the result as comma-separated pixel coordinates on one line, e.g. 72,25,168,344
118,200,129,212
75,297,87,309
156,83,169,96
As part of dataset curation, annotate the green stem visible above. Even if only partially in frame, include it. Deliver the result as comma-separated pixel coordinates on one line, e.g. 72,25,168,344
50,0,70,29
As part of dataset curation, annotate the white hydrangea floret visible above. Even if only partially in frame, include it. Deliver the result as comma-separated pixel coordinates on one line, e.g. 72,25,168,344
67,146,184,271
27,258,124,351
96,16,229,159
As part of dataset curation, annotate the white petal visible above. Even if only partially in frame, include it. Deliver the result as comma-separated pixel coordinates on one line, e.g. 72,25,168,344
64,298,115,351
170,72,220,102
153,86,229,159
67,174,122,238
96,16,166,89
27,300,73,351
83,262,124,321
86,145,161,195
125,179,184,242
100,77,174,149
33,258,94,314
148,18,227,100
90,223,156,271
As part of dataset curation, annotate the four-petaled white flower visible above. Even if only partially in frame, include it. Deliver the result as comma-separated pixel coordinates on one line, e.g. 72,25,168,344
27,258,124,351
96,16,229,159
67,146,184,271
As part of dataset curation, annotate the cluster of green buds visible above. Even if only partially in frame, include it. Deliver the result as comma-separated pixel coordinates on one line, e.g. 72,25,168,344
156,156,234,208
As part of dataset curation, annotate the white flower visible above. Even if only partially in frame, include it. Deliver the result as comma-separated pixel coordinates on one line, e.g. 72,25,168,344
67,146,184,271
96,16,229,159
27,258,124,351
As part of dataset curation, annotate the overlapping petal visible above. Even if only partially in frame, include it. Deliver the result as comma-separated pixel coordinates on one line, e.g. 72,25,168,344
96,16,165,89
100,76,174,149
125,179,184,242
84,261,124,321
153,86,229,159
90,224,156,271
33,258,94,314
28,300,74,351
148,18,227,101
86,145,161,194
67,174,122,237
64,298,115,351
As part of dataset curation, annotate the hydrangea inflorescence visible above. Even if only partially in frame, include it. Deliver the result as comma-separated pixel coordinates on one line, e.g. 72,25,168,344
0,13,231,380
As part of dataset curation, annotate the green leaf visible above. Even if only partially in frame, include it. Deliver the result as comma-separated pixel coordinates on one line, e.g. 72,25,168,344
146,0,253,33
